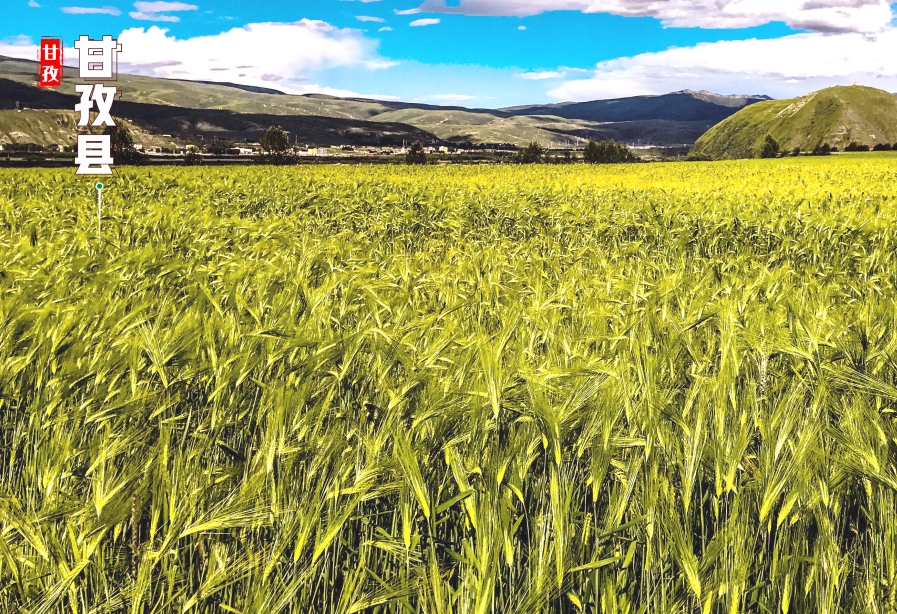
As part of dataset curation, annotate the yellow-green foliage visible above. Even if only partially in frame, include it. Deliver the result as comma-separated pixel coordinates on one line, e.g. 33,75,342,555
1,159,897,613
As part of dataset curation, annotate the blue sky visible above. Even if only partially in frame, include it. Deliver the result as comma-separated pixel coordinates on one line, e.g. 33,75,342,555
3,0,897,107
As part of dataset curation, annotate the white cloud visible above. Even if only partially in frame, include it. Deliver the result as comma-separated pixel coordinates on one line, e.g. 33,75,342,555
519,70,565,80
549,30,897,100
518,25,526,30
0,35,36,59
410,18,440,26
134,0,195,9
422,93,476,104
130,11,178,21
356,15,385,22
60,5,122,15
28,1,41,7
130,1,197,22
410,0,895,34
379,26,393,31
113,21,396,95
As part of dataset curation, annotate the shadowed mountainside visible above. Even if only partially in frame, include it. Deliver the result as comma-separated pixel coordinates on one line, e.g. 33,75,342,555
1,55,768,147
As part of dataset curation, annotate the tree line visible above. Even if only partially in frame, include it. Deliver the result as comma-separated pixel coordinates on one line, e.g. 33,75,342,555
78,125,641,166
406,138,638,165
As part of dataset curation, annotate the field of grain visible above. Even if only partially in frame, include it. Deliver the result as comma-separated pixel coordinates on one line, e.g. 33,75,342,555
1,159,897,613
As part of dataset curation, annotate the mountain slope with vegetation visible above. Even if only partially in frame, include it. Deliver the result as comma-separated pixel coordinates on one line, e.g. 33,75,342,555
690,85,897,159
1,56,767,147
0,76,443,148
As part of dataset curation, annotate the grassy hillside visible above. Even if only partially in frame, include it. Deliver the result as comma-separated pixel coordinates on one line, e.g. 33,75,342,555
371,107,711,145
0,108,182,149
691,85,897,159
0,78,443,148
0,56,758,146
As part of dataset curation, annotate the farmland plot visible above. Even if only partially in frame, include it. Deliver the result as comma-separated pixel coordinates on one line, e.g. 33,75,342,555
1,159,897,613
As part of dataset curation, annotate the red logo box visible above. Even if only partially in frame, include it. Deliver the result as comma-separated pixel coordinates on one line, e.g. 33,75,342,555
37,38,63,89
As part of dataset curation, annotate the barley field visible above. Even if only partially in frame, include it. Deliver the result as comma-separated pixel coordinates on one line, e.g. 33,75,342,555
1,159,897,614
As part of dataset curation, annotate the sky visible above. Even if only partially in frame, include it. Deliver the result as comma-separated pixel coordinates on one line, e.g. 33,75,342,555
2,0,897,107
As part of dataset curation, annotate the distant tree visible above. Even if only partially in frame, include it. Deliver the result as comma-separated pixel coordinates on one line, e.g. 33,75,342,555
184,149,203,166
261,126,289,153
259,126,294,164
583,140,636,164
873,143,892,151
103,125,145,165
791,147,801,156
6,143,45,153
406,141,427,165
759,134,780,159
812,143,832,156
515,141,544,164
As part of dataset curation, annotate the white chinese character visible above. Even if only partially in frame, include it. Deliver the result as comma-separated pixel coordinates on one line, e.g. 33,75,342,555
74,35,121,80
75,135,114,175
41,65,60,85
75,84,117,127
42,42,59,62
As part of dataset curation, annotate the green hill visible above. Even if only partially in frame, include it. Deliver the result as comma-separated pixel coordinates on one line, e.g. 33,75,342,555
0,108,178,149
690,85,897,159
0,55,766,147
0,78,441,149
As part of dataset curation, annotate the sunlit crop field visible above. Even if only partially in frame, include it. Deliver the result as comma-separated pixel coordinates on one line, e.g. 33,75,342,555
2,159,897,614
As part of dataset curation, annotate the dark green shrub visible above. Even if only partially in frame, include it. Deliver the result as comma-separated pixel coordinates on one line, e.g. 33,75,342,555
583,140,635,164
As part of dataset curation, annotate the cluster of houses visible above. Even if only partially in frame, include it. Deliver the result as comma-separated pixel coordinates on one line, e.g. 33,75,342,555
1,141,476,158
294,145,469,157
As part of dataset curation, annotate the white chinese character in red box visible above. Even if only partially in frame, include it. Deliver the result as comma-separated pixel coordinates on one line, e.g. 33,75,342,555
38,38,63,89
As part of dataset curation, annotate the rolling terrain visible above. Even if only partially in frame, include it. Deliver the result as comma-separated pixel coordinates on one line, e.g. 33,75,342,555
0,77,440,148
690,85,897,159
502,89,770,123
2,55,766,147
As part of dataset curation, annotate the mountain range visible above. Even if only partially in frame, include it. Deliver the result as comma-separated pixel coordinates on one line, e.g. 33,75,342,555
0,55,769,149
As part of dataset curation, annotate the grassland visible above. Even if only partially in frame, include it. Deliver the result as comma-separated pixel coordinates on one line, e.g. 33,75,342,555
690,85,897,160
0,109,184,150
0,56,747,147
1,158,897,613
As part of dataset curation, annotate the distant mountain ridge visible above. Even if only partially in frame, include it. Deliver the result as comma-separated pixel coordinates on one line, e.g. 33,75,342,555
501,90,771,123
0,55,769,147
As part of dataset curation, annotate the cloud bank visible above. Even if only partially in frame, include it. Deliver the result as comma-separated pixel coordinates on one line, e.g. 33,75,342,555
550,29,897,100
410,0,896,34
130,1,198,22
113,20,396,96
60,5,122,15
